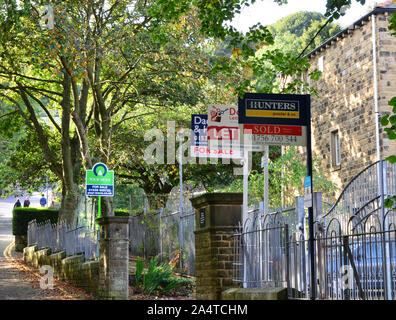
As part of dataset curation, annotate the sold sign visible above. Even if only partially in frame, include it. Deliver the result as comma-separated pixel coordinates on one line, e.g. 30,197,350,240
243,124,302,136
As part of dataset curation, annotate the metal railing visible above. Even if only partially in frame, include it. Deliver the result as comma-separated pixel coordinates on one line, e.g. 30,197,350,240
128,208,196,275
27,219,98,260
232,213,396,300
232,160,396,300
322,160,396,234
233,222,289,289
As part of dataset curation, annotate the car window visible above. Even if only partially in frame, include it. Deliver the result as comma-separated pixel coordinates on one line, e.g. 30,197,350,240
366,243,381,260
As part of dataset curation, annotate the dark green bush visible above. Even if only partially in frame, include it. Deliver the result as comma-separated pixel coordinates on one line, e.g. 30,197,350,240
114,209,130,217
114,209,158,216
135,256,183,295
12,207,59,236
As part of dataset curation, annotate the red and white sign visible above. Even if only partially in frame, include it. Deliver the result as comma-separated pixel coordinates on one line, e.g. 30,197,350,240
207,126,239,140
190,146,243,159
243,124,302,136
205,104,242,155
208,105,239,126
243,124,307,146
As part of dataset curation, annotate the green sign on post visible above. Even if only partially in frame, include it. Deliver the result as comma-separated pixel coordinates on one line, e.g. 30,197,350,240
86,163,114,218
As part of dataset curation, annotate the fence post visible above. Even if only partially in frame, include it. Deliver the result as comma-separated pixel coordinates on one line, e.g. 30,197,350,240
129,194,132,216
159,207,163,263
191,193,242,300
296,196,309,295
285,225,291,298
313,192,323,221
97,216,130,300
342,236,350,300
380,160,392,300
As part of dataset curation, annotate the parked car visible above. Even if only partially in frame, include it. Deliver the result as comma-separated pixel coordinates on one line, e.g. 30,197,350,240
325,240,396,299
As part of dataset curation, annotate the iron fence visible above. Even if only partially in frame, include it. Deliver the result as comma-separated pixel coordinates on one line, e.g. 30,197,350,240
233,222,289,289
27,219,98,260
128,208,196,275
233,160,396,300
322,161,396,234
232,213,396,300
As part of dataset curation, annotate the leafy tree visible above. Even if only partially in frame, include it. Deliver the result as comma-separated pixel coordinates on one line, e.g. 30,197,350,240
269,11,329,38
0,1,227,222
0,0,367,222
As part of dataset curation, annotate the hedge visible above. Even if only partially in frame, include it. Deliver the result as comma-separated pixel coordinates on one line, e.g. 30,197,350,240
114,209,130,217
114,209,159,217
12,207,59,236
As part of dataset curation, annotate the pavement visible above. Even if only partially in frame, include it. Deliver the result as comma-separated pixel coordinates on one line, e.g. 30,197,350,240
0,194,91,300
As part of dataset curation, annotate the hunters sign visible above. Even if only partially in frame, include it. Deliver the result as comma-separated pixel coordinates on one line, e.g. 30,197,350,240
238,93,310,146
238,93,310,126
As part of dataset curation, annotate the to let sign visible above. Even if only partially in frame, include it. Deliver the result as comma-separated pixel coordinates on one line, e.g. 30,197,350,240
86,163,114,197
207,104,240,143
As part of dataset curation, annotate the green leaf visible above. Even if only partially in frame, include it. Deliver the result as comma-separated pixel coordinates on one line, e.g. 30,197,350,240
384,198,394,208
388,97,396,107
385,155,396,164
381,114,389,126
135,257,144,289
384,128,396,140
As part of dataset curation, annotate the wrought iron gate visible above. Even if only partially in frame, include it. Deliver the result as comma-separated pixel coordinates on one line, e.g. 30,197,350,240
232,160,396,300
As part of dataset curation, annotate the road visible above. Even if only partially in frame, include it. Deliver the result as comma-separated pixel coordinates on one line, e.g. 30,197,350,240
0,192,92,300
0,192,43,299
0,191,46,220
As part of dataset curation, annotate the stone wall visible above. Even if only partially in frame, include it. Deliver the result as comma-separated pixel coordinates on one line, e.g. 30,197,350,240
194,228,238,299
23,245,99,296
15,235,27,252
191,193,242,300
306,11,396,197
376,13,396,160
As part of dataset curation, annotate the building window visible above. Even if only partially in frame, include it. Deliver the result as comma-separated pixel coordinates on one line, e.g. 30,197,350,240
318,56,324,72
331,130,341,169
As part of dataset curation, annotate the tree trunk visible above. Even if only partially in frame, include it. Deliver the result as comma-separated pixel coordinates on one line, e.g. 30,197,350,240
58,186,79,225
101,197,114,217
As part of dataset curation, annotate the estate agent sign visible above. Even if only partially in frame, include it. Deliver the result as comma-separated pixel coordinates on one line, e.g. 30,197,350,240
86,163,114,197
238,93,310,146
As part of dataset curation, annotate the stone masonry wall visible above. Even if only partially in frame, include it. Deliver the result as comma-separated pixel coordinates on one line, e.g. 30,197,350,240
194,227,240,300
376,13,396,160
306,12,396,197
23,245,99,296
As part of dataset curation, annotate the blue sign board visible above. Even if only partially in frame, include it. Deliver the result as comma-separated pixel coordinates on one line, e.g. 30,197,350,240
304,176,312,188
238,93,310,126
191,114,208,146
86,184,114,196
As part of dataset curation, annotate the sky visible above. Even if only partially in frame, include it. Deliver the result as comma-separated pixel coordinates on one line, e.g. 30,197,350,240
231,0,379,33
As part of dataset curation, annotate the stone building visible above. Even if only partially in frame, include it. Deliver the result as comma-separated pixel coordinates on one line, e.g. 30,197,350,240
304,4,396,197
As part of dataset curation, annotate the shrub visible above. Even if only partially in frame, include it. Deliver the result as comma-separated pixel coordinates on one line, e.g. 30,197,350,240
12,207,59,236
114,209,130,217
114,209,160,216
135,256,184,295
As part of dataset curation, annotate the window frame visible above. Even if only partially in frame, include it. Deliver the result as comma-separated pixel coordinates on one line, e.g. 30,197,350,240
330,128,341,170
318,55,324,72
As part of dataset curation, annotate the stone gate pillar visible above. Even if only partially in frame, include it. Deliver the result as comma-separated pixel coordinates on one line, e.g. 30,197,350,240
97,216,129,300
191,193,242,300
